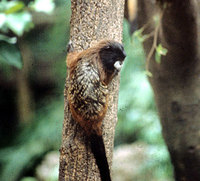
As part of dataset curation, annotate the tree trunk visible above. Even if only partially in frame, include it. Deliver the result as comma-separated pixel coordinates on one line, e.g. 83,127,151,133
16,39,34,124
59,1,124,180
138,0,200,180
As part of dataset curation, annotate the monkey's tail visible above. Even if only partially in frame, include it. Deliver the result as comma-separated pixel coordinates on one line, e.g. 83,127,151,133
90,133,111,181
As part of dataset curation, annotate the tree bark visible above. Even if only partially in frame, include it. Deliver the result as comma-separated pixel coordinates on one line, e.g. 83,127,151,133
59,1,124,180
138,0,200,180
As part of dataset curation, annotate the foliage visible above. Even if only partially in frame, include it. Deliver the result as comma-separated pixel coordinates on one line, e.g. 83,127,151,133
0,99,63,181
0,0,33,36
133,14,168,65
0,0,55,68
0,1,70,180
155,43,168,64
0,2,173,181
29,0,55,14
115,19,173,180
0,41,22,68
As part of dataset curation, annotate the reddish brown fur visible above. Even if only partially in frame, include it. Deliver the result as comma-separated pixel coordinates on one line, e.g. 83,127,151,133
67,40,116,85
68,96,108,136
66,40,115,136
66,40,125,181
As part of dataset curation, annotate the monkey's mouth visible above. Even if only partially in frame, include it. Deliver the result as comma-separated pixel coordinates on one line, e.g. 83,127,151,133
114,61,123,71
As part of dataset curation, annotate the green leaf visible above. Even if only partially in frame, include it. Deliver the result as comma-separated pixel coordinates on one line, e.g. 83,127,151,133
0,1,7,12
0,13,6,28
0,34,17,44
133,28,147,42
0,42,23,69
29,0,55,14
156,44,168,56
6,11,34,36
4,1,25,14
133,28,143,38
155,44,168,64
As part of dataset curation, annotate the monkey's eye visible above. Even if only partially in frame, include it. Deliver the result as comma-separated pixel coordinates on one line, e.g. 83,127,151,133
105,45,110,49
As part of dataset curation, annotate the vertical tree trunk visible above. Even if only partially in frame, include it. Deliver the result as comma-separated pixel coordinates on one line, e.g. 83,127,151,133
16,39,34,124
59,1,124,180
138,0,200,180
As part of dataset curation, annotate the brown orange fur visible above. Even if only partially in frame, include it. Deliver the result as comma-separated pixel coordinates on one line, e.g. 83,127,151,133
66,40,116,85
66,40,115,136
68,96,108,136
66,40,126,181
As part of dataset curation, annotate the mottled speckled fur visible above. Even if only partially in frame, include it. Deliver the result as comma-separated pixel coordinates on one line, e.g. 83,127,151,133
67,40,125,135
66,40,126,181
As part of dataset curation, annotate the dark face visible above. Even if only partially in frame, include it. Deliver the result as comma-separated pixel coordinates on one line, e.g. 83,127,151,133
99,41,126,73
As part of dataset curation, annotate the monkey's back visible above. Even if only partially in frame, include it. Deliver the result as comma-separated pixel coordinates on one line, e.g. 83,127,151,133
68,57,108,134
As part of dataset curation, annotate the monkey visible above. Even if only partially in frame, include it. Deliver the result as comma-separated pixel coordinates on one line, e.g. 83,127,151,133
66,40,126,181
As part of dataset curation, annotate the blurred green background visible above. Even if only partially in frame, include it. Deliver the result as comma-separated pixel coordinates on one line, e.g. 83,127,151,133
0,0,173,181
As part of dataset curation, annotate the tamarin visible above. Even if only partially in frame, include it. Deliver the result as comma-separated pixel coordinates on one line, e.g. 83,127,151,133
66,40,126,181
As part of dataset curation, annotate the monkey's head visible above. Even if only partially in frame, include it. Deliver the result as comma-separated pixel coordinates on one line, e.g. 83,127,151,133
99,40,126,74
